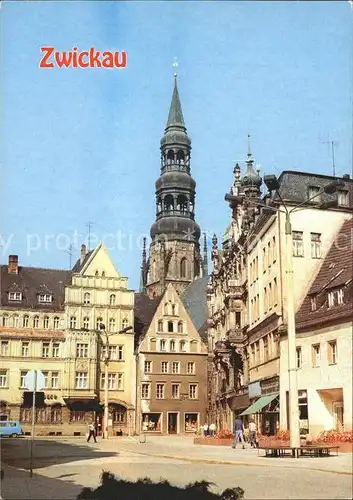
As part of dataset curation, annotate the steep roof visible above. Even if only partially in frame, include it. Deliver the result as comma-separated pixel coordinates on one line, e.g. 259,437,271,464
72,250,94,273
0,265,72,312
296,218,353,329
134,293,162,347
181,276,209,342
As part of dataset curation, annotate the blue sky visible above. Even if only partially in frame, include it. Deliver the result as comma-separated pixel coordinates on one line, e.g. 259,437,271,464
1,0,352,289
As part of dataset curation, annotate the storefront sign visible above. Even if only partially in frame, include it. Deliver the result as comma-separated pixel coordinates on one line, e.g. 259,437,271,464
261,377,279,395
248,381,261,398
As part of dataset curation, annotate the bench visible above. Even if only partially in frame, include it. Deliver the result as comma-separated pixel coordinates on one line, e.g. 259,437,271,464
299,445,339,457
259,444,339,458
258,446,298,458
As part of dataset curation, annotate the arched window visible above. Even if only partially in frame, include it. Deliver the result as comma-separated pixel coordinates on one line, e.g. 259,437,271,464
109,318,116,332
53,317,60,329
96,317,103,330
83,292,90,305
13,315,19,328
158,320,163,332
70,316,77,329
33,316,39,328
102,271,105,277
109,294,116,306
164,194,174,212
190,340,198,353
122,318,128,330
180,340,186,352
180,258,188,278
177,321,183,333
167,150,174,163
164,302,169,315
168,321,174,333
23,315,29,328
176,150,185,163
83,316,90,329
171,304,176,315
43,316,49,329
170,340,176,351
177,195,188,213
2,314,8,327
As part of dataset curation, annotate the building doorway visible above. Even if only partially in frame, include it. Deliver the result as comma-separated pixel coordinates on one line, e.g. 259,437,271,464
168,412,178,434
333,402,344,432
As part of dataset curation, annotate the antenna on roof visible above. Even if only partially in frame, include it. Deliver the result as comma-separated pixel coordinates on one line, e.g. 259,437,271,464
86,221,93,251
322,134,339,177
64,244,73,269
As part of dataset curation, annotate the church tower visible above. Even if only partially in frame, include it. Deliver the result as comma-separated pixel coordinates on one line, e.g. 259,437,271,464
142,73,202,297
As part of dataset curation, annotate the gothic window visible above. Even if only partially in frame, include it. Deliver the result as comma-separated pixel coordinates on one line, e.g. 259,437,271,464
168,321,174,333
177,321,183,333
180,258,188,279
164,302,169,315
109,294,116,306
171,304,176,315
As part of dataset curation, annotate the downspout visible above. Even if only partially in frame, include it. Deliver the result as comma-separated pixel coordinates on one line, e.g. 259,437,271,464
277,211,285,321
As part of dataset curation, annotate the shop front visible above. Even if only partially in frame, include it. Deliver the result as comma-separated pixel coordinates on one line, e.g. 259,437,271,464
240,377,280,435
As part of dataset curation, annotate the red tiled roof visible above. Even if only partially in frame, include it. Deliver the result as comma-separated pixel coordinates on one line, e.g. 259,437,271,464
296,218,353,330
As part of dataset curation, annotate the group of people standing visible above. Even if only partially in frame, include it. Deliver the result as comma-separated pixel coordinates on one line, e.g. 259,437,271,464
233,417,258,449
200,423,217,436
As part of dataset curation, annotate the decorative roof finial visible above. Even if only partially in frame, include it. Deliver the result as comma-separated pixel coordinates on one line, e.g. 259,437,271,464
247,134,252,158
173,57,178,78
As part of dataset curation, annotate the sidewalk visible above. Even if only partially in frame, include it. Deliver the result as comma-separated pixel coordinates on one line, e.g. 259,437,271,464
96,435,353,475
0,463,83,500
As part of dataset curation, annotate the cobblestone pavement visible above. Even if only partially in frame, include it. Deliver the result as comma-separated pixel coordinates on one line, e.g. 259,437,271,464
1,436,352,500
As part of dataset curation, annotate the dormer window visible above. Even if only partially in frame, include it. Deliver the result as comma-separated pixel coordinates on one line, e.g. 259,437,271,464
337,190,349,206
38,293,52,303
328,291,335,308
8,292,22,302
337,288,344,305
308,186,321,202
310,296,317,312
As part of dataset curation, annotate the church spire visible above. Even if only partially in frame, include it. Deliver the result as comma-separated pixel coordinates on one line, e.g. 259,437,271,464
165,74,186,131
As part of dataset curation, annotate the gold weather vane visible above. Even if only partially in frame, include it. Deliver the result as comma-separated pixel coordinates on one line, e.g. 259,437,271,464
173,57,178,77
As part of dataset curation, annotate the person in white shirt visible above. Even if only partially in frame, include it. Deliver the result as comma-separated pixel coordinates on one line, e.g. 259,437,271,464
203,423,209,437
248,420,257,448
209,423,216,437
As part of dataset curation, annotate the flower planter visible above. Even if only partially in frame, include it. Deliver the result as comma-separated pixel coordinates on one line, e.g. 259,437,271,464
194,437,233,446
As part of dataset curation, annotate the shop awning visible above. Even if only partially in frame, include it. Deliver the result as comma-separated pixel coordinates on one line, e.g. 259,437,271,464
64,399,103,412
239,393,279,416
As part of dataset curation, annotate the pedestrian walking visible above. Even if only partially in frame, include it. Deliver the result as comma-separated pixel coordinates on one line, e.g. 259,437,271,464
203,423,209,437
233,416,245,449
87,422,97,443
248,419,257,448
209,423,216,437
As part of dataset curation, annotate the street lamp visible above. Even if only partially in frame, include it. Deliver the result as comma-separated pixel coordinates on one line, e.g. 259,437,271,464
96,323,133,439
226,175,344,450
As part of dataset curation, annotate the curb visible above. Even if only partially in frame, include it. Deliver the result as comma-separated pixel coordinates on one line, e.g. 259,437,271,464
127,450,353,476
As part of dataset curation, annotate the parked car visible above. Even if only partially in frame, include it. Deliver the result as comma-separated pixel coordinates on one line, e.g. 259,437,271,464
0,420,24,438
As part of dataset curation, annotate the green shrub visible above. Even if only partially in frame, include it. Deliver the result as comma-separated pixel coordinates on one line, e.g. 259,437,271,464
77,471,245,500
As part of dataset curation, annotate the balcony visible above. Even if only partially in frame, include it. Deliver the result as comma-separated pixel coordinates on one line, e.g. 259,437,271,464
227,327,246,345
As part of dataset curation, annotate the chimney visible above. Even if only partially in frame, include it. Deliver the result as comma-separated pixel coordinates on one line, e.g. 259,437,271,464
80,244,87,264
8,255,18,274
